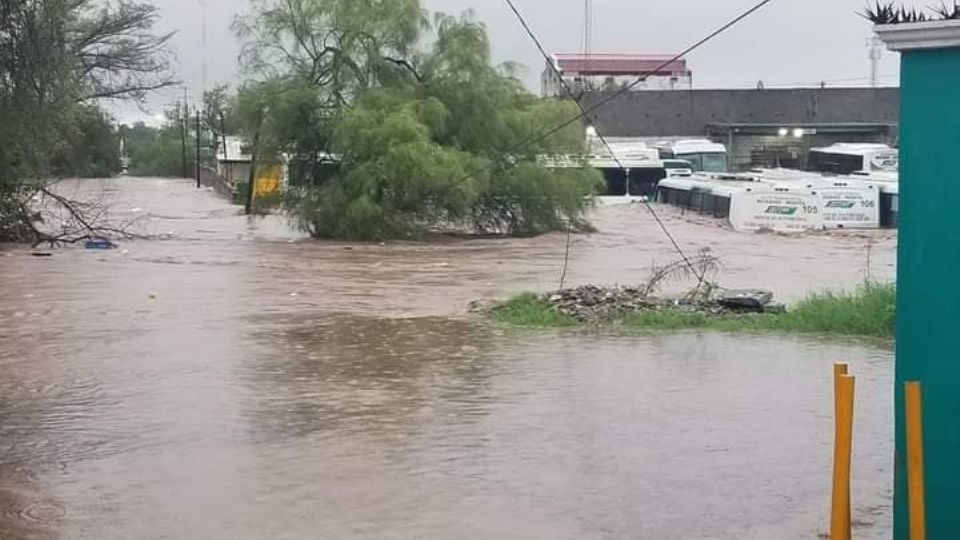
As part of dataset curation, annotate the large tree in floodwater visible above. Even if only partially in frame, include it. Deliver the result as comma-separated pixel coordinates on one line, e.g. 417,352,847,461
234,1,602,240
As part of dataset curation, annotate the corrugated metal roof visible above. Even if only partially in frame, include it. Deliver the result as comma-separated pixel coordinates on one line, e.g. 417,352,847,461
553,53,688,75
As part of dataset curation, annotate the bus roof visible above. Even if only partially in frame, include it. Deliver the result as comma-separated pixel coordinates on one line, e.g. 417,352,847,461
668,139,727,155
810,143,896,157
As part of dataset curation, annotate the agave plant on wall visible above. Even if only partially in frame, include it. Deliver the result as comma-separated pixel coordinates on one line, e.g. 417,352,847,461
864,1,960,24
932,1,960,19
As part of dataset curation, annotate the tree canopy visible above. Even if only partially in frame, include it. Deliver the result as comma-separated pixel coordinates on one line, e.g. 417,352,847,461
234,2,601,239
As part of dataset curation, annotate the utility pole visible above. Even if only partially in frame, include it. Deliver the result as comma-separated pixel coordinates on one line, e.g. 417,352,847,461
181,88,189,179
199,0,208,94
582,0,593,92
582,0,593,59
195,110,201,188
220,112,228,161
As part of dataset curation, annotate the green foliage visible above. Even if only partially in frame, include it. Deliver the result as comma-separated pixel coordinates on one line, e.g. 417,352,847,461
50,105,122,178
234,0,427,105
122,107,197,178
235,78,332,175
286,91,482,239
127,132,193,177
490,294,578,327
235,2,602,240
201,84,237,157
70,0,175,100
775,281,896,338
493,283,897,339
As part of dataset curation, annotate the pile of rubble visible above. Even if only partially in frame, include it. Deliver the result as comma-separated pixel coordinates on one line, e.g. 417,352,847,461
544,285,782,323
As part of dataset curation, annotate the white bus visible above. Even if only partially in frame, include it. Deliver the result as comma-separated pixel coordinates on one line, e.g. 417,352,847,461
808,143,898,175
660,139,729,173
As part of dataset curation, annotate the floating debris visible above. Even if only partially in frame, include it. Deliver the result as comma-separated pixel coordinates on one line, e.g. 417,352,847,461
542,284,779,323
84,238,116,250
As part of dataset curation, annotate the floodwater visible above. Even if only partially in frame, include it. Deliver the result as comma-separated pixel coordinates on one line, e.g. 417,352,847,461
1,178,895,539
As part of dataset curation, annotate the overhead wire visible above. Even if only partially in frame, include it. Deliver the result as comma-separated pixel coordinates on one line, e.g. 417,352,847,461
501,0,781,286
504,0,695,286
492,0,782,170
450,0,782,195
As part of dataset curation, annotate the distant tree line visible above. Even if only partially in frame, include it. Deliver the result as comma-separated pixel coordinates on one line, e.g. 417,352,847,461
120,87,236,178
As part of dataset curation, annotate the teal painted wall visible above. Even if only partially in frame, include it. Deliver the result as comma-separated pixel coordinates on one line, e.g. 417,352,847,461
895,46,960,539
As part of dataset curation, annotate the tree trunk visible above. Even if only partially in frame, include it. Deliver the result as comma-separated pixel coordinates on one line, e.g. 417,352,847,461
245,130,261,215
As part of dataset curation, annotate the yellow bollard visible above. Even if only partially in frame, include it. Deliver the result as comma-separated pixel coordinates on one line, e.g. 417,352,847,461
831,364,850,535
905,382,927,540
831,368,855,540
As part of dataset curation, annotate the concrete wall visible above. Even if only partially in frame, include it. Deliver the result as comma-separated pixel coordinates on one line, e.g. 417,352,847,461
582,88,900,137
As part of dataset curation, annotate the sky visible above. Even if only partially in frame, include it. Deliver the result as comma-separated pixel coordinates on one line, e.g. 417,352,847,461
115,0,927,124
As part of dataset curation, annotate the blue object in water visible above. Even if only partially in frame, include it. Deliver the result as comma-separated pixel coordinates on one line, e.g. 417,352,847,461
84,239,116,250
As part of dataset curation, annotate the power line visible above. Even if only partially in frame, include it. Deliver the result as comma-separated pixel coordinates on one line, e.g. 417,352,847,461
700,75,900,90
504,0,781,161
503,0,781,283
458,0,782,194
504,0,698,284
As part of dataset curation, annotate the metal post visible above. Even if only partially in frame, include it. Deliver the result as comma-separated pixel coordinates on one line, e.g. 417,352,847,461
180,103,188,179
905,382,927,540
831,364,855,540
195,110,201,188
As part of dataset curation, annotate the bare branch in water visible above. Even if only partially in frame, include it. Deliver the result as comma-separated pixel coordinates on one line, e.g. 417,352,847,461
645,249,721,293
644,248,723,303
23,183,146,247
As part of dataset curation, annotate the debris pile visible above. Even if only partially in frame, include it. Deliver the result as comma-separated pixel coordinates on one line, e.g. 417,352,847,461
544,285,782,322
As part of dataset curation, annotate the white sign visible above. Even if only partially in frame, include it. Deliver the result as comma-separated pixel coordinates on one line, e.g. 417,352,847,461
817,188,881,229
869,152,899,172
730,190,823,232
729,190,824,232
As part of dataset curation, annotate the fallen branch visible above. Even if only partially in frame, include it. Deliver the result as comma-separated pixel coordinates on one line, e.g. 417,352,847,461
21,182,146,247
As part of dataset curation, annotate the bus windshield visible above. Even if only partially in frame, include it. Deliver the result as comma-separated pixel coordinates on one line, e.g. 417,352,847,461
700,153,728,172
679,152,728,173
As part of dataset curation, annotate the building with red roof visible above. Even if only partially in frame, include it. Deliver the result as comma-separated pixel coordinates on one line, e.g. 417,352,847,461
542,53,692,97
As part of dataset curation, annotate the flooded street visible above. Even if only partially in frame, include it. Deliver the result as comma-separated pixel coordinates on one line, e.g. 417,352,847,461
1,178,895,539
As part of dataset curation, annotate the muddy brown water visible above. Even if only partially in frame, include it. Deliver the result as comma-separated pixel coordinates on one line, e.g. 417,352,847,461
1,178,895,539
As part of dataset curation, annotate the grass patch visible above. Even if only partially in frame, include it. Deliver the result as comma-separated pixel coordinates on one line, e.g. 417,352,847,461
490,293,578,327
772,282,896,338
491,283,896,339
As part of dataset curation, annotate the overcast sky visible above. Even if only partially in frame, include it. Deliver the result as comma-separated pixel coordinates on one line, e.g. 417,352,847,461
118,0,926,124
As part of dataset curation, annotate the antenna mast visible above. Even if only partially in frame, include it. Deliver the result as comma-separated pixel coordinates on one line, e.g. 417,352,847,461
582,0,593,58
868,36,883,88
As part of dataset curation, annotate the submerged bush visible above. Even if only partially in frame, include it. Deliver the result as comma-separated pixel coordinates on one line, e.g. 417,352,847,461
236,3,602,241
282,66,602,240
